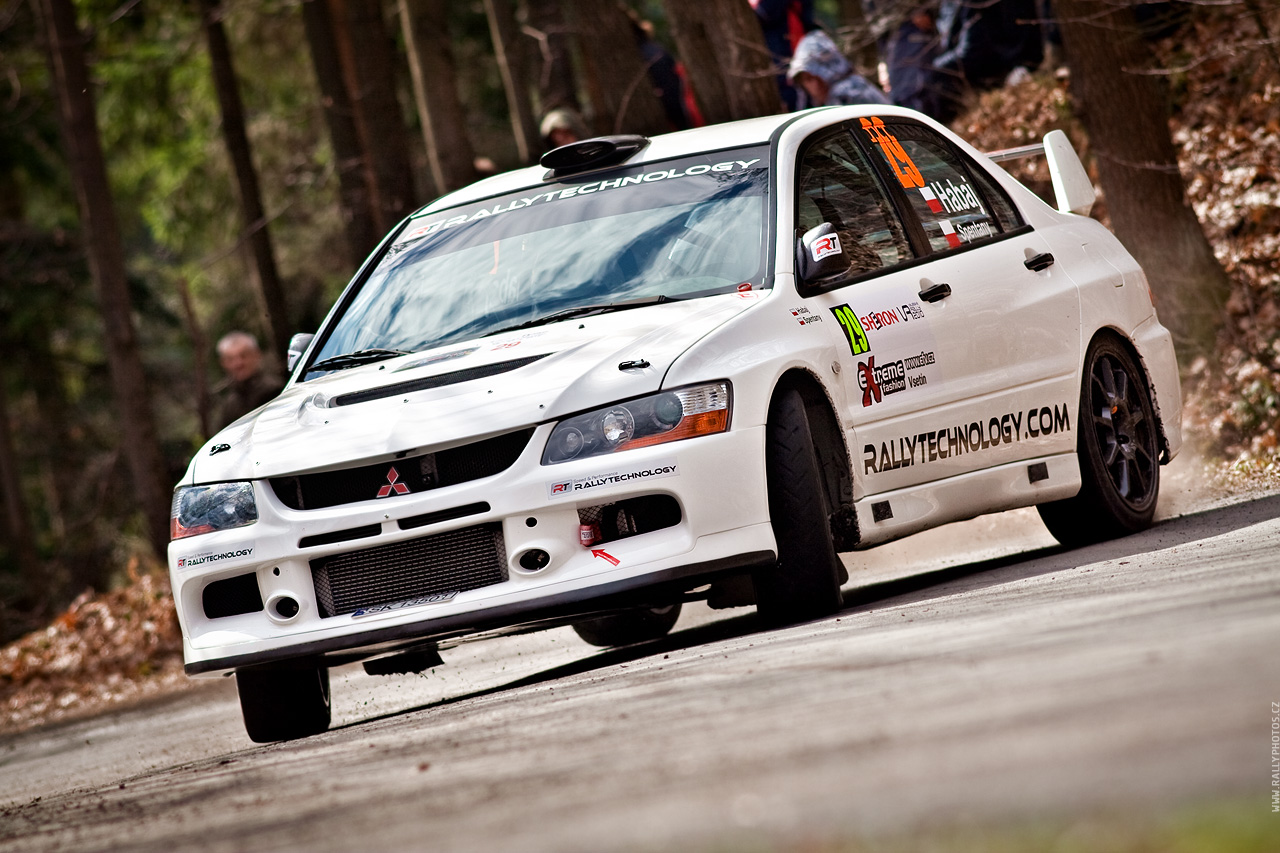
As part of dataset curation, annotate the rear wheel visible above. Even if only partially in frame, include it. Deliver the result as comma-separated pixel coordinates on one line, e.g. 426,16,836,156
752,386,844,625
236,665,331,743
572,603,682,647
1038,336,1160,546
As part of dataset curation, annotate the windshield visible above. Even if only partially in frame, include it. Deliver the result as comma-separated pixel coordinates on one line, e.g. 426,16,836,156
306,146,770,377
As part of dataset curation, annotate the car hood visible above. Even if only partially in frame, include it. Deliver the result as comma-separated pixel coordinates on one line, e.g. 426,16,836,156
188,292,766,483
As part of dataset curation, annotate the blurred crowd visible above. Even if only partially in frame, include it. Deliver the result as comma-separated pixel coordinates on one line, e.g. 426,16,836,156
541,0,1055,151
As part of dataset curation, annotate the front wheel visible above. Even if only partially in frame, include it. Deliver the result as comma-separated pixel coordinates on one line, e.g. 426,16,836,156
752,387,844,625
236,665,332,743
572,603,682,647
1038,336,1160,547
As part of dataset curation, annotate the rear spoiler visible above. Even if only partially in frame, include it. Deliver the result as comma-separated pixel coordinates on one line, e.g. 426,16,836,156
985,129,1095,217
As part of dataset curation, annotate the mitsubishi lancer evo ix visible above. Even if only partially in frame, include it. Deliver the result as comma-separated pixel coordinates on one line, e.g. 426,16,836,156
170,106,1181,742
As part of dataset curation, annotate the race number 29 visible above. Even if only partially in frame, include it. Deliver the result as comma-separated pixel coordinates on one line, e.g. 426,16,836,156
861,117,924,190
831,304,871,356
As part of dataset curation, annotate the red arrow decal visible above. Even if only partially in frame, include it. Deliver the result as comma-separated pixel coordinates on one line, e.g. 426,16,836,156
590,549,620,566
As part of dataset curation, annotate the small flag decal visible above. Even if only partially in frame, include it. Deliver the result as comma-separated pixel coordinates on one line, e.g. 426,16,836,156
920,186,944,214
939,219,962,248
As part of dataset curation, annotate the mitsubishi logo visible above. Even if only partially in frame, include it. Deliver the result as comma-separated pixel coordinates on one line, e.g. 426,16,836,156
376,466,411,498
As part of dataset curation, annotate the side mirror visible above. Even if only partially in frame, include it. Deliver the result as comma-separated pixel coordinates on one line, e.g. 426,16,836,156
796,222,851,285
287,333,314,372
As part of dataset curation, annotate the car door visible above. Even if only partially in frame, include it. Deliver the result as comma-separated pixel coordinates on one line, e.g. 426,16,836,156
855,116,1082,486
792,125,951,492
795,119,1081,496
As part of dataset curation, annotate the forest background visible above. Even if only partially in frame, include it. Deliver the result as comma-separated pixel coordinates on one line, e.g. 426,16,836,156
0,0,1277,722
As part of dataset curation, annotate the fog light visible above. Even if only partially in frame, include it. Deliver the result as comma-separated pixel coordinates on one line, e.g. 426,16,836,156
518,549,551,571
266,593,301,622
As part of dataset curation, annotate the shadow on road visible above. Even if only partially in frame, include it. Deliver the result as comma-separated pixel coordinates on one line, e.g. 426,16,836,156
855,491,1280,612
333,492,1280,734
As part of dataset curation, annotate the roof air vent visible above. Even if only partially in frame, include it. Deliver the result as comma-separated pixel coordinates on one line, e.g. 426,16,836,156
540,135,649,179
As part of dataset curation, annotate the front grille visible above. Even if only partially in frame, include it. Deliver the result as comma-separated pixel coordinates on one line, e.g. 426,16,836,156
311,524,507,617
270,428,533,510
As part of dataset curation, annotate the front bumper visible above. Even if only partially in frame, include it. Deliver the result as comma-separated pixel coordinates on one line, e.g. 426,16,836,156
169,423,774,675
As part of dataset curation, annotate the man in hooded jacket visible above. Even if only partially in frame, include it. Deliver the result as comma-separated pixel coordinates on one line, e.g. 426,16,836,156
787,29,889,110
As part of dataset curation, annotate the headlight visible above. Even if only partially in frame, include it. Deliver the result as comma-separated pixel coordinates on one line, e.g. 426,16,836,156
170,482,258,540
543,382,730,464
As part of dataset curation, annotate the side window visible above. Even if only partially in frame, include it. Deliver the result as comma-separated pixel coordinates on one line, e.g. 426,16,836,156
797,132,912,278
859,117,1022,254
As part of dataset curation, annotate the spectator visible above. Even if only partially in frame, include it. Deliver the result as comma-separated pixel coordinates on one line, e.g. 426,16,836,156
753,0,816,111
788,29,890,109
627,10,699,130
933,0,1044,92
212,331,284,432
540,108,589,151
884,6,954,122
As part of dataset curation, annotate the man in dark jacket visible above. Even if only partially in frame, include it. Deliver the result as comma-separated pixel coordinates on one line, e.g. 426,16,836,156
212,331,283,432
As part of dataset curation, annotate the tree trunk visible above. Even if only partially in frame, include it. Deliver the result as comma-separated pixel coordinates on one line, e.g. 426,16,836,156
484,0,539,165
661,0,781,125
176,278,213,439
331,0,417,234
300,0,381,266
399,0,478,195
198,0,291,357
563,0,669,137
36,0,172,556
0,377,41,598
839,0,879,76
1056,0,1231,357
521,0,579,115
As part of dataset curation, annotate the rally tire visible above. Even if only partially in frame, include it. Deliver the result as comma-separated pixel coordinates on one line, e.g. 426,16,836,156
752,386,844,625
572,603,683,647
236,665,332,743
1038,336,1160,547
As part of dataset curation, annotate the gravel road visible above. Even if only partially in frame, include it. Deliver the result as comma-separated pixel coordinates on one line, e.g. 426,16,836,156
2,459,1278,851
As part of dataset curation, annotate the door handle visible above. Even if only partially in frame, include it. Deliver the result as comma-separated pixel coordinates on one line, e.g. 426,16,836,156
1024,252,1055,272
918,282,952,303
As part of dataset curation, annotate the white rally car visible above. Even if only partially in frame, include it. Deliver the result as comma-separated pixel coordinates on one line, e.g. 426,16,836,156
169,106,1181,742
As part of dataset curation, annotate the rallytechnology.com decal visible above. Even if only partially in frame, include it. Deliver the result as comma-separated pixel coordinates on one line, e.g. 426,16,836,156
397,159,762,246
863,404,1071,474
176,547,254,568
548,458,678,498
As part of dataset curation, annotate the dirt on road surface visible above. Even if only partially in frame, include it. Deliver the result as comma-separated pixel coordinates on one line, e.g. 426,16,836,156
2,456,1278,852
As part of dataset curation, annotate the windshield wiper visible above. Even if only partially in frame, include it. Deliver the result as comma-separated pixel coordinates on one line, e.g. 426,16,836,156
307,348,413,373
486,295,676,337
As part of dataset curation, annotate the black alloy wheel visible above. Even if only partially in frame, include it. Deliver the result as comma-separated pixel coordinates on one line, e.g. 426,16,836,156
1038,336,1160,546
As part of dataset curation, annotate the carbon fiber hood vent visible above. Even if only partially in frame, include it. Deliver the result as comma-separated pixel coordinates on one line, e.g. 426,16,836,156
331,354,549,407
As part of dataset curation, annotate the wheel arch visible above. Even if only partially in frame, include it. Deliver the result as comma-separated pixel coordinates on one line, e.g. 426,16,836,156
1088,326,1173,464
769,368,860,550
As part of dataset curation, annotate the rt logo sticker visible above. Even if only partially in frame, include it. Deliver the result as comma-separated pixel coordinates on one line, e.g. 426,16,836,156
810,233,841,262
831,304,871,356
